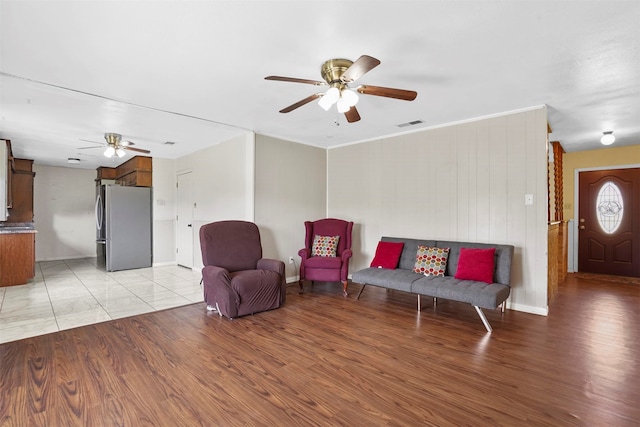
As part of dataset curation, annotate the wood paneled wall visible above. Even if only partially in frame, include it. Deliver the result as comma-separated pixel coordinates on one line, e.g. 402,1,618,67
328,107,549,314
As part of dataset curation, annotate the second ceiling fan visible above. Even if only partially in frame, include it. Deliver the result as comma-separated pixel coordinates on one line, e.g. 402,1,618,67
265,55,417,123
79,133,151,158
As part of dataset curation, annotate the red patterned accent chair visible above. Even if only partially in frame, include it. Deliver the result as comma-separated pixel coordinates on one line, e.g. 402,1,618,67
200,220,286,318
298,218,354,296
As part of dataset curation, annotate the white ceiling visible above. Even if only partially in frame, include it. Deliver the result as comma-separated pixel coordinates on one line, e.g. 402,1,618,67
1,1,639,170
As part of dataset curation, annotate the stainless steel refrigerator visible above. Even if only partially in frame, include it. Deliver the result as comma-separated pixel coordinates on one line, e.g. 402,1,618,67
96,184,152,271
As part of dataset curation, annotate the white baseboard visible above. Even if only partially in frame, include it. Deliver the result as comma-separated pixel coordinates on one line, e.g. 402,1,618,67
508,302,548,316
36,254,94,262
286,275,300,284
152,261,177,267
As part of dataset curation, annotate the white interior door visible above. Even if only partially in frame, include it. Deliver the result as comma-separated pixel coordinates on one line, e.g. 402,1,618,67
177,172,194,268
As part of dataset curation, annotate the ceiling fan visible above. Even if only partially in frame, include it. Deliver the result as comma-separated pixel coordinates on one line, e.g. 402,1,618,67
79,133,151,158
265,55,417,123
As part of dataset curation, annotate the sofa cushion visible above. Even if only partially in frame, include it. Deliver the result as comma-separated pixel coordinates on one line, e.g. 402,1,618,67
370,241,404,269
411,275,510,310
454,247,495,283
412,246,449,277
304,255,342,269
312,235,340,257
352,268,420,293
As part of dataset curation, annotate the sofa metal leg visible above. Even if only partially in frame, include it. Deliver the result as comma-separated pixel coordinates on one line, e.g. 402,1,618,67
501,301,506,313
417,294,421,312
433,297,437,306
473,306,493,333
356,284,366,300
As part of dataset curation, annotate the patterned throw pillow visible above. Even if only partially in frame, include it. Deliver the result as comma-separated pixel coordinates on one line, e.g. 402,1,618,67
312,235,340,257
413,246,450,276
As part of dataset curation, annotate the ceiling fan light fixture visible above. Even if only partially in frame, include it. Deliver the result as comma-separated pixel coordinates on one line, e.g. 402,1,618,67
104,146,116,158
116,148,126,158
600,131,615,145
318,87,340,111
336,97,351,113
341,88,359,107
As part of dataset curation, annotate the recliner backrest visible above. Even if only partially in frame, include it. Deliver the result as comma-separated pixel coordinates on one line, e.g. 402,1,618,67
200,220,262,272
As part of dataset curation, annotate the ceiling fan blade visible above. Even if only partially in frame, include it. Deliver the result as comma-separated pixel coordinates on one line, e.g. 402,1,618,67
344,106,361,123
124,146,151,154
265,76,326,86
279,93,322,113
341,55,381,83
357,85,417,101
77,146,102,150
79,139,103,145
122,140,135,146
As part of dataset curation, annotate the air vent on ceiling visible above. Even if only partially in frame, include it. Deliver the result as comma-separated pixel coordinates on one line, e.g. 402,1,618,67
397,120,424,128
67,158,80,164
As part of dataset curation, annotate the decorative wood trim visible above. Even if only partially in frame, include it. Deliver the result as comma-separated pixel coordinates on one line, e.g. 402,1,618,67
551,141,564,221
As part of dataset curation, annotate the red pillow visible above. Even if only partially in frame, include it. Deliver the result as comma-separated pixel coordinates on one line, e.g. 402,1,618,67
454,247,496,283
370,241,404,269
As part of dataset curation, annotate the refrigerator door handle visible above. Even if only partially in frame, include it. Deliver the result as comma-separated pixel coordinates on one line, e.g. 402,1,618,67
95,194,103,232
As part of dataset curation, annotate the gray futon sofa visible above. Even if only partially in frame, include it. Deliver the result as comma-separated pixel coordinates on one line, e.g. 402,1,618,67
352,237,515,332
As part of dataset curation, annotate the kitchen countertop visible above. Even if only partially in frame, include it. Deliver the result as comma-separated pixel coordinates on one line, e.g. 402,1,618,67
0,222,37,234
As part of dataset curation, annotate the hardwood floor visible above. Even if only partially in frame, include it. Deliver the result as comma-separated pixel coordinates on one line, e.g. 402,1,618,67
1,273,638,426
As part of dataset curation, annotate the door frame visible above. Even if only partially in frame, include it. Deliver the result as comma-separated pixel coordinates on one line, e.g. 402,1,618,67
176,170,194,269
572,163,640,272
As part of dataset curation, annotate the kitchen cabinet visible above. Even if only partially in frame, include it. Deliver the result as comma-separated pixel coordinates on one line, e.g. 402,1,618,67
95,156,153,187
8,158,35,223
115,156,152,187
0,229,36,287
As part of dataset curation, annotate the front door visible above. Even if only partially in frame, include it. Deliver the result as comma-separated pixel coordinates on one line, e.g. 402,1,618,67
578,168,640,277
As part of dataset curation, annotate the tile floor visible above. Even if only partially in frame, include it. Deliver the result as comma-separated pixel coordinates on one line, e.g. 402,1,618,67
0,258,203,344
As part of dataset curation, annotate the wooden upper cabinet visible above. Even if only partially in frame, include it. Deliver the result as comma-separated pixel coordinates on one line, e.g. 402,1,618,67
116,156,152,187
96,167,117,180
7,158,35,223
97,156,152,187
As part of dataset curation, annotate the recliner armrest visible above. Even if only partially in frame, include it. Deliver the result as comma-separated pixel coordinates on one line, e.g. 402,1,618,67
257,258,285,276
202,265,239,312
257,258,286,305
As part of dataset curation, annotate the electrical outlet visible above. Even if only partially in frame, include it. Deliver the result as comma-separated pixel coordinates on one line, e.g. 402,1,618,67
288,256,294,264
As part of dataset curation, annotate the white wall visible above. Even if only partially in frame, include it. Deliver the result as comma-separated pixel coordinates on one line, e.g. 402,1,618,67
328,107,549,315
152,157,176,265
175,132,254,270
254,135,326,280
33,165,96,261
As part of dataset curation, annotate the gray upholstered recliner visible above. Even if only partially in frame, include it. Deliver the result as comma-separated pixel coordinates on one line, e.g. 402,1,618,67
199,220,286,318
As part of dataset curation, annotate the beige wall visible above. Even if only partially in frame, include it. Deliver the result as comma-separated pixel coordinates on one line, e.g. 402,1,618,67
562,144,640,220
152,157,176,265
254,135,326,280
175,133,254,270
33,165,96,261
328,107,549,314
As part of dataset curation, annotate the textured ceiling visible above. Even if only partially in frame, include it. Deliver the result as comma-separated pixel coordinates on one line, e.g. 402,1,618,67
1,1,639,170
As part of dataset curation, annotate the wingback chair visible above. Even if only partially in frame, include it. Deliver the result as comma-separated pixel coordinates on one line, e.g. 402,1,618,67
298,218,354,296
200,220,286,318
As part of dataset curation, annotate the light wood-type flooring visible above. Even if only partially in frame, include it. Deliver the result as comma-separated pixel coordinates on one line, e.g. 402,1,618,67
1,273,638,426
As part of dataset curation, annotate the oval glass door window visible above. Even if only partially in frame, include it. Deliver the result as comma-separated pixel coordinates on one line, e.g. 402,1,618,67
596,181,624,234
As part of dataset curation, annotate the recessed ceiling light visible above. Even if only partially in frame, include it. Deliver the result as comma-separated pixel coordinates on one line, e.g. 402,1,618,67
67,158,80,164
